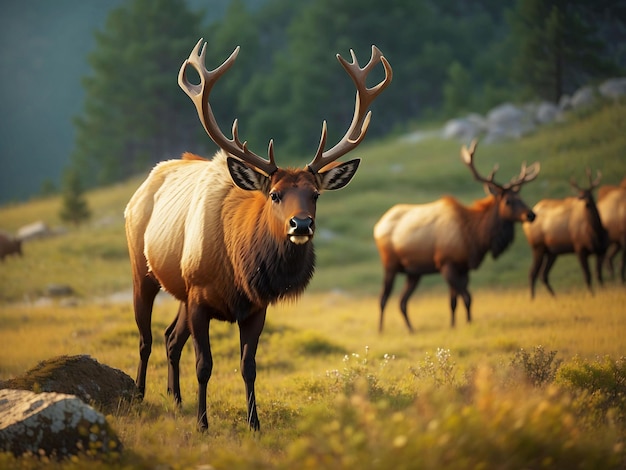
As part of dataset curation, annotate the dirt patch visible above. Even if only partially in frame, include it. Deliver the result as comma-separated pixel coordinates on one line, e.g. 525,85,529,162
0,354,139,414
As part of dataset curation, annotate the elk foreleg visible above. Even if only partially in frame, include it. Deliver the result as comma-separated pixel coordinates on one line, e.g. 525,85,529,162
239,309,267,431
528,248,546,299
449,288,458,328
379,268,398,333
133,274,161,398
577,251,594,294
398,274,419,334
165,302,191,405
189,303,212,432
458,275,471,324
442,265,471,327
595,252,605,287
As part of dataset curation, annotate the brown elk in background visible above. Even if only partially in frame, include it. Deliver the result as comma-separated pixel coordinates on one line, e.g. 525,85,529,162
374,141,539,333
0,232,22,261
124,40,392,431
522,169,608,297
597,176,626,282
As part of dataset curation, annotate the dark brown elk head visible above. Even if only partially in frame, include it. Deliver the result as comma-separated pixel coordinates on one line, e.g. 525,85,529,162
571,168,608,254
178,40,392,246
462,140,540,222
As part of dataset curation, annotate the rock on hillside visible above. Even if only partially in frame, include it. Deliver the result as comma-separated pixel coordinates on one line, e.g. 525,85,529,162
441,77,626,143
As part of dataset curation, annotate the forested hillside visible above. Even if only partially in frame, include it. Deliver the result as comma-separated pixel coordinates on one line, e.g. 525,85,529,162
0,0,623,204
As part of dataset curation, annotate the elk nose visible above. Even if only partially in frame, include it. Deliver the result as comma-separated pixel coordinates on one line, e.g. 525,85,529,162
526,210,536,222
289,216,314,235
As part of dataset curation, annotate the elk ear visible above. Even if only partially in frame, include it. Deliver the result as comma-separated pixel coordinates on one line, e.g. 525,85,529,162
319,159,360,191
226,156,268,191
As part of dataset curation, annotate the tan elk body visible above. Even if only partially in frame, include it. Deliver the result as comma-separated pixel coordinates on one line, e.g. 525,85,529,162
522,169,608,297
597,177,626,282
374,141,539,332
125,40,392,431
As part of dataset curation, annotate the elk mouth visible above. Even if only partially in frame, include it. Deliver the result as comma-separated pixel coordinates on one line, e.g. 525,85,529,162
288,216,314,244
289,235,312,245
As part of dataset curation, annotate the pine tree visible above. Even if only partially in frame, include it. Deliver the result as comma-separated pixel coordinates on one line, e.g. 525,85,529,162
59,168,91,227
508,0,623,102
71,0,204,187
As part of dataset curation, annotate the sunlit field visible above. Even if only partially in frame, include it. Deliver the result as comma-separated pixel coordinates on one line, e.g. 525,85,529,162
1,287,625,469
1,101,625,468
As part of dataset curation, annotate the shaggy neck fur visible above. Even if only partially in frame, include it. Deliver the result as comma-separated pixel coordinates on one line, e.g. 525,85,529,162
465,196,515,269
227,190,316,309
248,232,316,305
584,196,609,254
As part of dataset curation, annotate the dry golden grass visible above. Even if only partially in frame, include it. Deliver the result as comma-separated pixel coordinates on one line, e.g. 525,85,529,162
1,285,624,468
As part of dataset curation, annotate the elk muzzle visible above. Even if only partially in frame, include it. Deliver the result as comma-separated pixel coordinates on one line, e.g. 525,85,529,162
288,216,314,244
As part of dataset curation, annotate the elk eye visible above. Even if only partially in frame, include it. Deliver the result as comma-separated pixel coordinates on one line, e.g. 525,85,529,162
270,191,281,203
313,192,320,201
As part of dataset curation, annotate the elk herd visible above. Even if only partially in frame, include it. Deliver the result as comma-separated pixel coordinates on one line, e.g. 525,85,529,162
119,40,624,432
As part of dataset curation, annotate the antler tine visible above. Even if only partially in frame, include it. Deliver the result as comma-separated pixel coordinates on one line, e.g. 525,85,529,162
460,139,499,186
570,175,583,192
178,39,277,175
571,167,602,192
307,45,393,173
504,161,541,190
586,167,602,189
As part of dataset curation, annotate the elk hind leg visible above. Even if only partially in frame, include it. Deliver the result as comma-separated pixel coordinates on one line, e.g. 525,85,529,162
238,309,267,431
379,267,398,332
540,253,557,296
528,248,546,299
604,243,618,280
398,273,420,333
133,274,161,398
165,302,191,405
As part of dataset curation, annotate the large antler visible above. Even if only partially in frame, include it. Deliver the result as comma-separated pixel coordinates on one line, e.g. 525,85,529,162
307,45,393,173
571,167,602,192
461,139,540,190
178,39,278,176
461,140,498,185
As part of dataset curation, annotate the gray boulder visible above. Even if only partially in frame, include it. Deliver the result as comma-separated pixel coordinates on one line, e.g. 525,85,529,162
570,85,596,109
534,101,562,124
598,77,626,100
484,103,535,143
0,389,122,458
442,113,487,141
16,221,54,242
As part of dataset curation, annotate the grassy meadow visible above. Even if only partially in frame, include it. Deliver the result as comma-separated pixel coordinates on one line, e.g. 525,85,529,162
1,100,625,468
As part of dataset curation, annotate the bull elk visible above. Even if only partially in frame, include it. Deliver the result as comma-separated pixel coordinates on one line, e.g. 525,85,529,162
124,40,392,431
374,141,539,333
522,168,608,297
597,176,626,282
